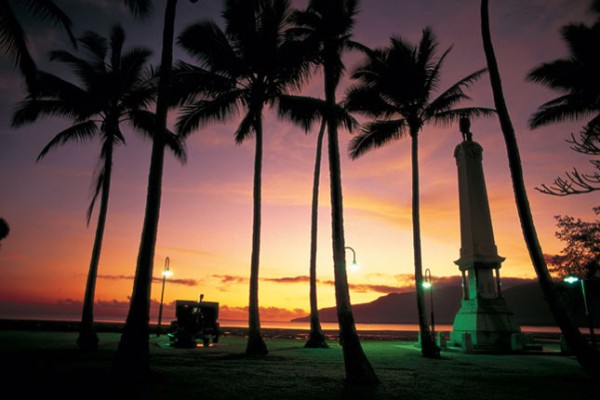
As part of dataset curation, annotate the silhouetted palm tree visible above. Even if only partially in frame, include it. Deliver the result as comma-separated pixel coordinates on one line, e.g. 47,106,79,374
289,0,379,385
527,8,600,196
481,0,600,378
278,96,357,348
113,0,197,377
0,0,76,90
345,28,493,359
528,19,600,137
11,24,185,352
175,0,311,355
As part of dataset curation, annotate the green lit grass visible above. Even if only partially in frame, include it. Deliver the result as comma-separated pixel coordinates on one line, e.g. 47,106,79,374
0,330,596,399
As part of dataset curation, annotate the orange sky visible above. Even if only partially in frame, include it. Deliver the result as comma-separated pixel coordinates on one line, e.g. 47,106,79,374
0,0,598,322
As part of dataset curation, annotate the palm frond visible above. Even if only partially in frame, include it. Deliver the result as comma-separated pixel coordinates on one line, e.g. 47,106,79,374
430,107,496,127
344,83,395,118
164,131,188,165
77,30,108,65
128,109,186,163
424,46,451,96
529,95,597,128
235,111,256,144
349,119,407,159
178,20,243,78
12,99,87,127
36,120,99,161
527,60,587,92
170,61,235,105
176,91,242,137
425,68,487,116
121,0,153,19
21,0,76,46
0,1,36,73
277,95,326,132
109,24,125,71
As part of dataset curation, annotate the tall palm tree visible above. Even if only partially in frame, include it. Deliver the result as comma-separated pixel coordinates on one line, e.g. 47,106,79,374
11,24,184,352
480,0,600,378
174,0,311,356
0,0,76,90
113,0,197,377
289,0,379,385
344,29,494,359
277,96,357,348
306,118,328,348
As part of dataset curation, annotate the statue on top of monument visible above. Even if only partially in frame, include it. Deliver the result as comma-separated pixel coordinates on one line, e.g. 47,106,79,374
459,113,473,142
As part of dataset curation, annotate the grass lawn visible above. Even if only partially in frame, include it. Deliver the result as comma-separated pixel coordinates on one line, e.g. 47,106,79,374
0,330,596,399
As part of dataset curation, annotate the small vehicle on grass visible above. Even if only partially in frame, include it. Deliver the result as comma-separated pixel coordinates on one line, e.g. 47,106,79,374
168,295,221,348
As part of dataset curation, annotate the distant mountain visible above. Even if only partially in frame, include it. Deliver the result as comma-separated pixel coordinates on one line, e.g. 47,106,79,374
292,282,600,326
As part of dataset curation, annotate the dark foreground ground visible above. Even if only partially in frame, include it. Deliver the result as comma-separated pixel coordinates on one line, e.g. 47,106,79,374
0,321,597,400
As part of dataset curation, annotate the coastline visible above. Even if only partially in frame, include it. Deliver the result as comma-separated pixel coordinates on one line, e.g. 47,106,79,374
0,318,416,340
0,318,564,343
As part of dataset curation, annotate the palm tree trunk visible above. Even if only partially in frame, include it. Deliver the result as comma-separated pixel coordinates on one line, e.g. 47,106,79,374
114,0,176,378
411,131,440,359
480,0,600,378
324,57,378,385
77,146,113,352
305,118,328,349
246,113,268,356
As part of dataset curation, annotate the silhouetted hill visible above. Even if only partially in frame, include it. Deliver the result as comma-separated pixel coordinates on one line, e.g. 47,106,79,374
292,282,600,326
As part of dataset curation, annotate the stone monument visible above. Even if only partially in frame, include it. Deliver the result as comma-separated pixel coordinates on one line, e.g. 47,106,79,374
447,116,524,352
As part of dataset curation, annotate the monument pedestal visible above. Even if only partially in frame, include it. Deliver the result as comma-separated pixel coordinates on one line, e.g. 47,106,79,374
449,297,522,352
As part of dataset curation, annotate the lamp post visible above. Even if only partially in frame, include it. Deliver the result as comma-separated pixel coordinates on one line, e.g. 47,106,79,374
564,275,596,347
423,268,435,337
344,246,359,271
157,256,172,337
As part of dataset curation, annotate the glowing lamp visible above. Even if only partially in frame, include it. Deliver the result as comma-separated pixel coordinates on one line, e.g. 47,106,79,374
563,276,580,284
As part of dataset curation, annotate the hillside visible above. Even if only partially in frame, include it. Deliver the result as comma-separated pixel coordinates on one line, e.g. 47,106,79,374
292,282,600,326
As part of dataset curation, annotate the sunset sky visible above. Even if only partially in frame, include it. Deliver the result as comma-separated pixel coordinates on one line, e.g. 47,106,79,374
0,0,598,323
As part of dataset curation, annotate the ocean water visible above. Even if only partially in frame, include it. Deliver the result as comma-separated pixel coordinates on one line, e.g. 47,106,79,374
4,313,561,334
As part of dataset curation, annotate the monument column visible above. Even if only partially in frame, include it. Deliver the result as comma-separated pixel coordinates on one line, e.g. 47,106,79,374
448,116,522,352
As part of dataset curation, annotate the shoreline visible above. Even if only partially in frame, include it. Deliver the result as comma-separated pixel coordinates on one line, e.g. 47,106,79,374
0,318,564,343
0,318,416,340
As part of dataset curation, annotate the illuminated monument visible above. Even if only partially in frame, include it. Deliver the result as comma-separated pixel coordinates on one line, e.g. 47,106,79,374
447,116,524,352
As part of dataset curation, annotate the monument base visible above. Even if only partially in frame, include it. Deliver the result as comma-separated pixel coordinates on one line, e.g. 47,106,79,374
447,297,525,353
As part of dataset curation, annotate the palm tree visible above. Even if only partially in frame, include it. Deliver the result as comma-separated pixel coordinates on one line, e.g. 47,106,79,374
527,11,600,140
344,29,493,359
480,0,600,378
306,118,328,348
277,96,357,349
174,0,311,356
526,8,600,196
113,0,197,377
289,0,379,385
0,0,76,90
10,24,184,352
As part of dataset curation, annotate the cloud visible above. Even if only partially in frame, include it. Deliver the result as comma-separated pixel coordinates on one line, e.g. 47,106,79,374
262,276,311,284
212,274,248,284
211,275,249,291
218,305,307,322
98,274,197,286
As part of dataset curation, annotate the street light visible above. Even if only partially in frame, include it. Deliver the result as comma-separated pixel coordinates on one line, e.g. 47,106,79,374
345,246,359,272
563,275,596,347
423,268,435,337
157,256,172,337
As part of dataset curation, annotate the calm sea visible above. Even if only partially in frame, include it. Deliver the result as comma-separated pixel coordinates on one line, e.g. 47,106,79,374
6,313,561,334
